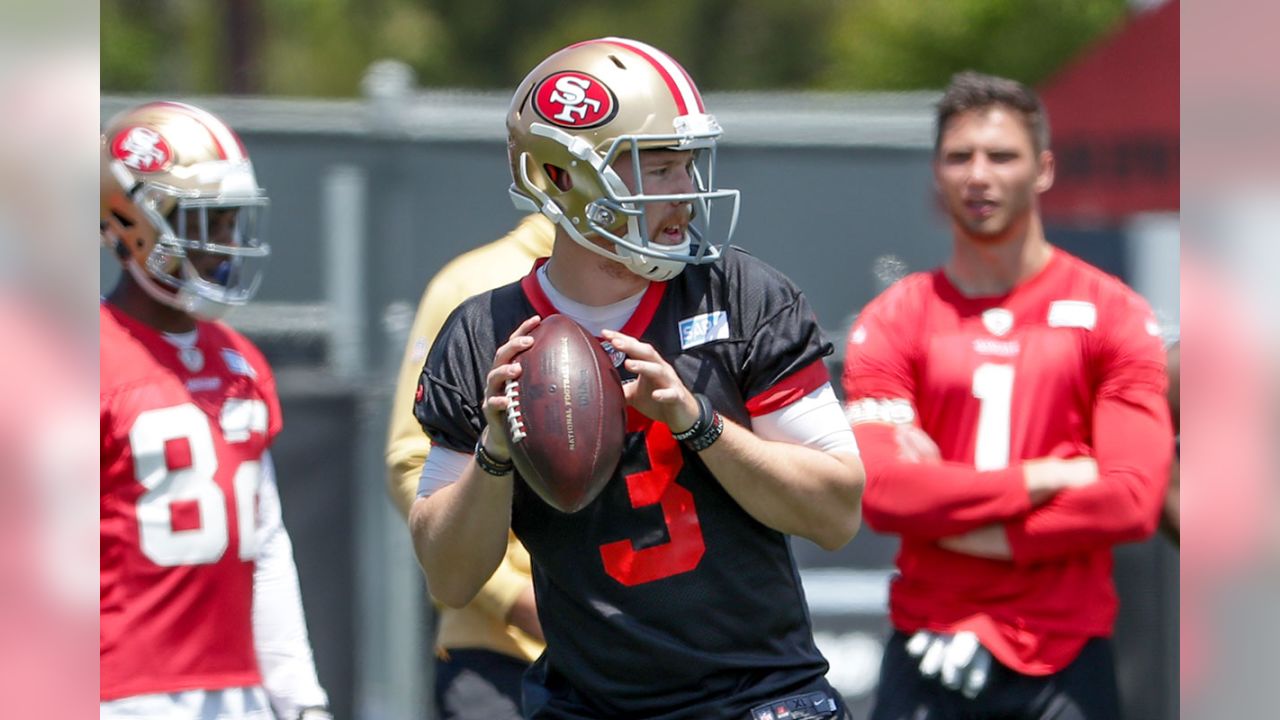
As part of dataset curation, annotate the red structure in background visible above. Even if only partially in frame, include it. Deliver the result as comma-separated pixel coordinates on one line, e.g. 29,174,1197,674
1038,0,1178,223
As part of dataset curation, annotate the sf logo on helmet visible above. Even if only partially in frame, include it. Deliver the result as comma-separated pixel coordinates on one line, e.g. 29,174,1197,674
534,71,617,129
111,126,174,173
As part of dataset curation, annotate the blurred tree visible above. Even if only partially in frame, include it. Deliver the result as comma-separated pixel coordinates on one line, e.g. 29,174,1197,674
507,0,840,90
101,1,172,91
257,0,377,96
696,0,839,89
820,0,1130,89
100,0,1134,96
226,0,262,93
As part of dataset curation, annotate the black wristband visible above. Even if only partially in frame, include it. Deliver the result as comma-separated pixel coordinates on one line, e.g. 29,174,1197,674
672,394,713,441
684,409,724,452
474,440,514,476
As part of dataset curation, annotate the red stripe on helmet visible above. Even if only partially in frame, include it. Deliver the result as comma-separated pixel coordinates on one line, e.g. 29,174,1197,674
673,61,705,112
568,38,693,116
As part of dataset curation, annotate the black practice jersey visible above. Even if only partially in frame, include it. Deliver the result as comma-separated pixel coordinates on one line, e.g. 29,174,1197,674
416,248,839,720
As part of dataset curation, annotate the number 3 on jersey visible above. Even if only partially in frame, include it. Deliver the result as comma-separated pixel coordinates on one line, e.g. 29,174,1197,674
129,400,267,567
599,416,706,586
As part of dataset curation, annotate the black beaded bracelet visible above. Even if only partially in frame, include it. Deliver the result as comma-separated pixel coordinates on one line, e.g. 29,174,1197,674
474,440,514,476
672,394,713,442
685,409,724,452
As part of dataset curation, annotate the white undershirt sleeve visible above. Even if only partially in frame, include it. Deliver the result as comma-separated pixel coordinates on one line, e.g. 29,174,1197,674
253,452,330,718
752,382,860,455
417,444,473,497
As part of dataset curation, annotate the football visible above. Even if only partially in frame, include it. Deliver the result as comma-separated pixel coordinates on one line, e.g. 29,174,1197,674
503,314,625,513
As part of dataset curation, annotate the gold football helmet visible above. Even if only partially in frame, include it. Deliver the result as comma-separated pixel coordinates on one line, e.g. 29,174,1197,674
507,38,739,281
101,101,269,319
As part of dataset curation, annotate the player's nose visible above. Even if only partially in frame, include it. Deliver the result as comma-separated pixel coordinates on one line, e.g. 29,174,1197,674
966,155,993,185
669,168,695,199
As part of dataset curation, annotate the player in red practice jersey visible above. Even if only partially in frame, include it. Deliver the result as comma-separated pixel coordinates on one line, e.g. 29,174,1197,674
99,102,330,720
842,72,1173,720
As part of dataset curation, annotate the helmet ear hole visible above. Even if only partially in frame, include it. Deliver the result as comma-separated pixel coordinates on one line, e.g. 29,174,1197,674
544,164,573,192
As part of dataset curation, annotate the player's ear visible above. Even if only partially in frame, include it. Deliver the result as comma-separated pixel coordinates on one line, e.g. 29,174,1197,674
1034,150,1055,194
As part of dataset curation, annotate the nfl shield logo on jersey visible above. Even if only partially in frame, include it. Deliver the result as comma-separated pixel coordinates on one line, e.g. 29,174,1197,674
177,346,205,372
600,340,627,368
981,308,1014,337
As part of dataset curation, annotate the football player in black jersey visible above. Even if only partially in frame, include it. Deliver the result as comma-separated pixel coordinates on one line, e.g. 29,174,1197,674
409,37,864,720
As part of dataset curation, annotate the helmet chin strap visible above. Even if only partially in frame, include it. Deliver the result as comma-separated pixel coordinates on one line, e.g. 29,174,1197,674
124,254,234,321
614,236,690,281
182,293,233,321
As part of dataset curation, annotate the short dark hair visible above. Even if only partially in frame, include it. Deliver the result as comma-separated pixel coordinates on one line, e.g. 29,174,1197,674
935,71,1050,155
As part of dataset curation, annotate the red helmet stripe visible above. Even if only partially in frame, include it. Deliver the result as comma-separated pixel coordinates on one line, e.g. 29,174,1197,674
575,38,703,116
672,59,706,113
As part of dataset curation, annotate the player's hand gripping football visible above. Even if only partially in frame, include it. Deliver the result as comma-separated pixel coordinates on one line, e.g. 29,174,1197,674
479,315,542,461
600,329,700,434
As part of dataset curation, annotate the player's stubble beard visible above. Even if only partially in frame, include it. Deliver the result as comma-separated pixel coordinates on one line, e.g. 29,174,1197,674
597,255,635,281
595,204,691,281
952,187,1036,246
583,232,637,281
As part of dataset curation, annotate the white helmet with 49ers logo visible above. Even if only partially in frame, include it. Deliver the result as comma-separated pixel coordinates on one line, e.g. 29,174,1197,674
507,38,739,281
101,101,269,319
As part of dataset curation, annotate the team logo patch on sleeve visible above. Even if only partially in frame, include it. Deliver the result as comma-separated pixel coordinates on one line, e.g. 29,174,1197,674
221,349,257,378
1047,300,1097,330
678,311,730,349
